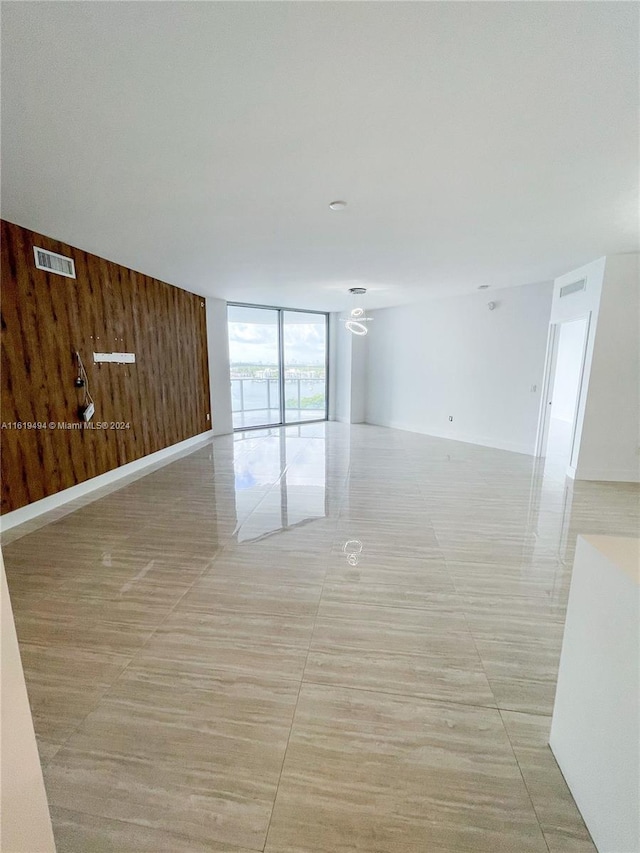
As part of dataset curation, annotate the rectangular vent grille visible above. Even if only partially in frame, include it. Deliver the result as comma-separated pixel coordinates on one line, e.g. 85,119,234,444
559,278,586,298
33,246,76,278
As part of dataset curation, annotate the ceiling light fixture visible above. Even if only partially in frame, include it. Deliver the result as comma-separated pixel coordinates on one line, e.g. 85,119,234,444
343,287,373,336
329,200,347,210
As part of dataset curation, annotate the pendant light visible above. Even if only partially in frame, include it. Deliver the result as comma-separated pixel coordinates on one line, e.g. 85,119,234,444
344,287,372,336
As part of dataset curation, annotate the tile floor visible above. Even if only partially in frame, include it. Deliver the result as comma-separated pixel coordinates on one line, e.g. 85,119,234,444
3,422,639,852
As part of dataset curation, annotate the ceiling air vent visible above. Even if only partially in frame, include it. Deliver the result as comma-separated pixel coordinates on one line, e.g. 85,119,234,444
559,278,586,298
33,246,76,279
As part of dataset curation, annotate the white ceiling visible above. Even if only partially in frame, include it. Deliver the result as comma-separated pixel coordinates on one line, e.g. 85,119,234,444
1,2,638,311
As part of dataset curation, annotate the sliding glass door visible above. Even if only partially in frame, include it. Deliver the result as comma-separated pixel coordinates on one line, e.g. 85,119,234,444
228,304,328,430
228,305,281,429
283,311,327,423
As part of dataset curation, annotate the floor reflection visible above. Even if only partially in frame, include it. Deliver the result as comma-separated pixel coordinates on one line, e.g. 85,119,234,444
2,422,638,853
232,424,328,543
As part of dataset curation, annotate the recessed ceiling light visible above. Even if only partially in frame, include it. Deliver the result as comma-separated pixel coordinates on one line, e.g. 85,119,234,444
329,200,347,210
478,285,490,290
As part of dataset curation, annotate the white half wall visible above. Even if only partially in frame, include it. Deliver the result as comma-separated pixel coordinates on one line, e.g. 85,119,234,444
365,282,553,454
206,297,233,436
550,535,640,853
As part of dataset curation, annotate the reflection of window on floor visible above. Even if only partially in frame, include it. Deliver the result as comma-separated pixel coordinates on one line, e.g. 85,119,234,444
232,426,327,542
228,304,328,430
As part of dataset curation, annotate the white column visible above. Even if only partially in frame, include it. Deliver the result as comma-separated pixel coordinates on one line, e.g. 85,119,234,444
205,297,233,436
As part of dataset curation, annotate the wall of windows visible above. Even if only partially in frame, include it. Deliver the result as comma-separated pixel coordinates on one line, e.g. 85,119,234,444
227,304,328,430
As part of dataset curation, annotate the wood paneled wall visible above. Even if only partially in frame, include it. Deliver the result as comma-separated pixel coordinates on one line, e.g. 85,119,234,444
1,220,211,514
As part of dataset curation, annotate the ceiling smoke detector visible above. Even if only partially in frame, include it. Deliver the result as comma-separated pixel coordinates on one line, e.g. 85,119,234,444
329,200,347,210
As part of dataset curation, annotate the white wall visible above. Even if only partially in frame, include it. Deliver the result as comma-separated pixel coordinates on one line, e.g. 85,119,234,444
330,313,367,424
365,282,553,454
332,313,352,423
350,333,367,424
206,297,233,436
545,254,640,482
327,314,338,421
575,254,640,481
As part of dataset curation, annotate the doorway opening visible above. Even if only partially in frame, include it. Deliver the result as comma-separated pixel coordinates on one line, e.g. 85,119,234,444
227,304,329,430
538,316,590,471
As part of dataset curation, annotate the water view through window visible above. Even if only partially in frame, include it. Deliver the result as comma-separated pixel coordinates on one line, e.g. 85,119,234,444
228,305,327,429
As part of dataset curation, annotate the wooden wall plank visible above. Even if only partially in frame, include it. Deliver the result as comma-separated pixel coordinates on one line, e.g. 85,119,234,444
0,220,211,514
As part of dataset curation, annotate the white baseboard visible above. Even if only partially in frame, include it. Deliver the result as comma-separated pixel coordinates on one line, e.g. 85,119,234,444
365,418,535,456
1,431,214,533
574,466,640,483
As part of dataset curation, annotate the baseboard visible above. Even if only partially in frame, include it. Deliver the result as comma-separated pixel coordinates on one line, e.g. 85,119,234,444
574,466,640,483
365,418,535,456
0,430,214,533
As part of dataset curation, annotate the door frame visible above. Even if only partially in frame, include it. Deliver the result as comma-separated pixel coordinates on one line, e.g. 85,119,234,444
535,312,591,468
227,302,330,431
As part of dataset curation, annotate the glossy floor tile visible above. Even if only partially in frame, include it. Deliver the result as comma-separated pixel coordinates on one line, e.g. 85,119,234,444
48,806,256,853
500,711,598,853
45,659,299,850
265,683,548,853
4,421,637,852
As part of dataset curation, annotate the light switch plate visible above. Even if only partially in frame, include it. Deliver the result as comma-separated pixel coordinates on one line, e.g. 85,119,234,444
93,352,136,364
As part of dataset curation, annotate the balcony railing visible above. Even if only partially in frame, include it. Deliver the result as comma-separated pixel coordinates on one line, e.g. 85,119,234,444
231,377,326,427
